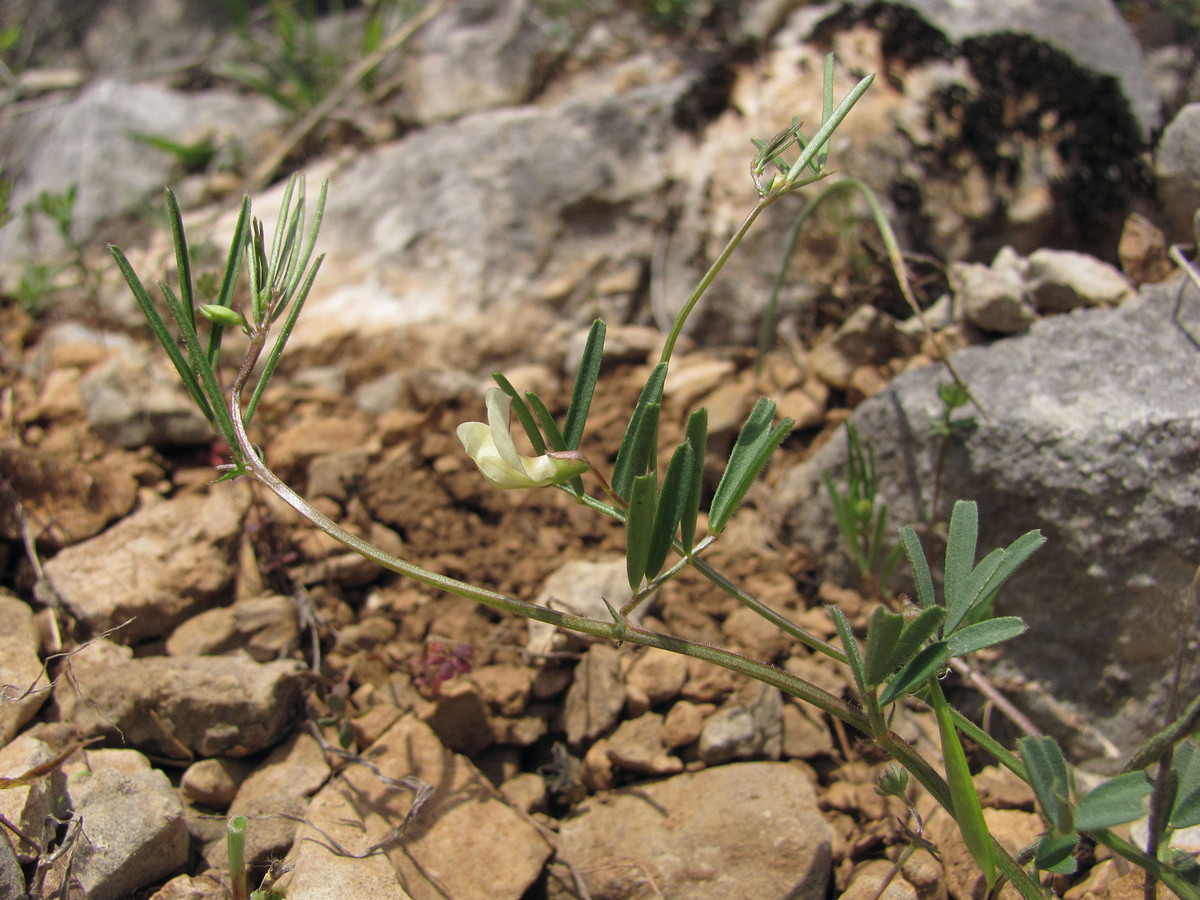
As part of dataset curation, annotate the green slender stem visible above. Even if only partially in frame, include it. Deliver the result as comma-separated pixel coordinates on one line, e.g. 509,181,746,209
659,197,773,366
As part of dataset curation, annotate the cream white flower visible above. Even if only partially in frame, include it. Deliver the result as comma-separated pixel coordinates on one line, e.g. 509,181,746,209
457,387,589,489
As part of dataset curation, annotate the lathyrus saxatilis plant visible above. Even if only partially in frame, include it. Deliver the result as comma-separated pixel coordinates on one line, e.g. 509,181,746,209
107,54,1200,899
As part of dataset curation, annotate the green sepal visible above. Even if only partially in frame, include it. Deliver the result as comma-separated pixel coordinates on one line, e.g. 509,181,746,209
679,408,707,552
625,474,657,590
492,373,547,456
612,363,668,500
901,527,935,609
863,606,905,688
564,319,604,451
708,398,793,536
878,641,949,707
1020,735,1074,835
526,391,567,452
644,442,694,581
946,617,1027,658
1074,772,1153,831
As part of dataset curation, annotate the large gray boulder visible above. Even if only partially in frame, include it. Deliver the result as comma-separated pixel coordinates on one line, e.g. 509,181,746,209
771,279,1200,765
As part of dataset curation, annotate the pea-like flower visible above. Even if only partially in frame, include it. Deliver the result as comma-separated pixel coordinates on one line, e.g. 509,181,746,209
457,388,589,489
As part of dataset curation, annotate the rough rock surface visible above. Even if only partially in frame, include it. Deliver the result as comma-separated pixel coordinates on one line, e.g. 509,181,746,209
42,483,250,643
283,716,550,900
0,592,50,745
556,761,831,900
773,279,1200,763
55,646,306,759
54,749,189,900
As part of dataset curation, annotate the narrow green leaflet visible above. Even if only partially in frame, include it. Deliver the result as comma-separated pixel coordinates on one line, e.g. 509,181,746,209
206,194,251,367
950,546,1005,633
164,188,195,332
884,606,946,676
1170,742,1200,829
945,617,1027,658
708,398,793,536
625,474,657,590
563,319,605,450
863,606,905,687
1074,772,1153,831
785,72,874,185
943,500,979,631
901,527,935,609
612,363,668,500
679,408,707,552
977,530,1046,609
1020,736,1074,834
644,442,694,580
492,373,547,456
526,392,567,452
878,641,949,707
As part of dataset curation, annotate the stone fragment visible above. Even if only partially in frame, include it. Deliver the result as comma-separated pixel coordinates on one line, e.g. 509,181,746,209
0,592,49,746
949,259,1034,334
281,717,549,900
181,757,252,810
557,762,830,900
605,713,683,776
43,483,250,644
56,648,305,759
562,643,625,747
79,346,212,447
470,664,532,717
528,559,640,655
698,684,783,765
420,679,493,756
51,752,189,900
1118,213,1174,286
810,306,901,389
499,771,546,815
782,703,835,760
149,872,230,900
721,605,792,661
1026,248,1136,312
842,859,918,900
661,700,706,748
0,443,140,547
0,736,62,863
624,647,688,714
0,831,24,900
1156,102,1200,241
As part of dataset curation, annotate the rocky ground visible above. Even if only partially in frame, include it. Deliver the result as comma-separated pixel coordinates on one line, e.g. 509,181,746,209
2,1,1200,899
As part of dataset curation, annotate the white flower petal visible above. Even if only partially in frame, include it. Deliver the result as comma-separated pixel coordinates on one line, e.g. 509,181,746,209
485,387,526,472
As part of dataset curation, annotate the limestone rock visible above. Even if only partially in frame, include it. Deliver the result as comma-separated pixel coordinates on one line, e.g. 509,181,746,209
949,259,1033,334
605,713,683,776
0,736,62,864
698,683,784,765
53,751,189,900
0,592,49,746
282,717,549,900
528,558,639,655
79,345,212,447
1156,102,1200,242
563,643,625,747
43,483,249,643
773,282,1200,764
557,762,831,899
56,647,305,759
1026,248,1136,312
